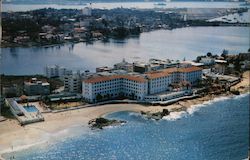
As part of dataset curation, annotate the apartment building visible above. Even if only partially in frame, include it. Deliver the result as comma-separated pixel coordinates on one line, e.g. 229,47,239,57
45,65,67,80
64,72,82,93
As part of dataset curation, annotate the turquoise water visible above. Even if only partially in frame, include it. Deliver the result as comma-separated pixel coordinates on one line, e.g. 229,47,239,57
4,94,249,160
23,105,38,112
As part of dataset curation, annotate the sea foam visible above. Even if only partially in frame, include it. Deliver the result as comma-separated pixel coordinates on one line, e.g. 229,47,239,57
162,94,249,121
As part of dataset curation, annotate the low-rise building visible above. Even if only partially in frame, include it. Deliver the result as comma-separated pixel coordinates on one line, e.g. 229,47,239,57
133,62,151,73
2,85,18,97
114,59,133,72
24,78,50,96
200,57,215,65
214,60,227,74
96,66,112,73
133,59,179,73
240,60,250,70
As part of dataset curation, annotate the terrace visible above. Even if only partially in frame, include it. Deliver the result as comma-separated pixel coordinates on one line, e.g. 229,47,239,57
5,96,45,125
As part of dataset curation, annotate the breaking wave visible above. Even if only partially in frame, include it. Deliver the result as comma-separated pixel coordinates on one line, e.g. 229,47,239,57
162,94,249,121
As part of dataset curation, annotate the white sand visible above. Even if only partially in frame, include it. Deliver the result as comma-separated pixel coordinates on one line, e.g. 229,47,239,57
0,104,175,158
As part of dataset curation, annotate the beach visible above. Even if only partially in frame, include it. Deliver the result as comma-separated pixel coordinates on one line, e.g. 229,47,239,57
0,71,249,159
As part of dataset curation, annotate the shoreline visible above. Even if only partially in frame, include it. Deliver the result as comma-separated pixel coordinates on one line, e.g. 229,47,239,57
0,72,249,159
1,94,249,159
2,24,249,49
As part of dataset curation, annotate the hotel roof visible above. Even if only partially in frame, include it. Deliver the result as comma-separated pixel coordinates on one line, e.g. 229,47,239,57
146,66,202,79
145,67,177,79
178,66,203,73
83,75,147,83
84,66,202,82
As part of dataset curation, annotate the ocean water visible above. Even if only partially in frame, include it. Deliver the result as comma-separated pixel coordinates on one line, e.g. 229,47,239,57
3,94,249,160
1,27,249,75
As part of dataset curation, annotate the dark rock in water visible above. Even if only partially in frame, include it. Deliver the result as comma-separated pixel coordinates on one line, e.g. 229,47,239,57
171,107,187,112
140,109,170,120
161,109,170,117
89,117,126,129
140,111,147,115
230,90,240,95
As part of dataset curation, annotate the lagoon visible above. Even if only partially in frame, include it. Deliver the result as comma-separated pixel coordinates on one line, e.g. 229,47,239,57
1,26,249,75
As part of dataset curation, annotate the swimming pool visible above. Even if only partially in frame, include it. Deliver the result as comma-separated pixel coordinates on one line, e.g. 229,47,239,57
23,105,38,112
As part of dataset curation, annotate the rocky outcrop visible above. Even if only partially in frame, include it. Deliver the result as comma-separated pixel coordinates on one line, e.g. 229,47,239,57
88,117,126,129
141,109,170,120
230,90,240,95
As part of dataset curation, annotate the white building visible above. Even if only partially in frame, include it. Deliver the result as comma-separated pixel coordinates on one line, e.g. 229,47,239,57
200,57,215,65
82,75,148,103
45,65,67,80
82,7,92,16
64,72,82,93
114,59,133,72
24,78,50,96
82,66,202,103
146,66,202,94
214,59,227,74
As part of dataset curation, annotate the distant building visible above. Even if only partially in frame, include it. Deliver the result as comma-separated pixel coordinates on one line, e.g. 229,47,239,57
149,59,179,69
214,60,227,74
199,57,215,65
114,59,133,72
64,72,82,93
180,61,204,67
24,78,50,96
133,59,179,73
45,65,67,80
79,19,92,28
2,85,18,97
133,62,150,73
96,66,112,73
82,7,92,16
240,60,250,70
238,52,250,60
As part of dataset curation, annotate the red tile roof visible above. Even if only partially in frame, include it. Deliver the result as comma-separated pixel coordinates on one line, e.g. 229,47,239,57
84,66,202,82
178,66,203,73
146,66,202,79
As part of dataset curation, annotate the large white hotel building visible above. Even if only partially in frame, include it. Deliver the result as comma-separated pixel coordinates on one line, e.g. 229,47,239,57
82,66,202,103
